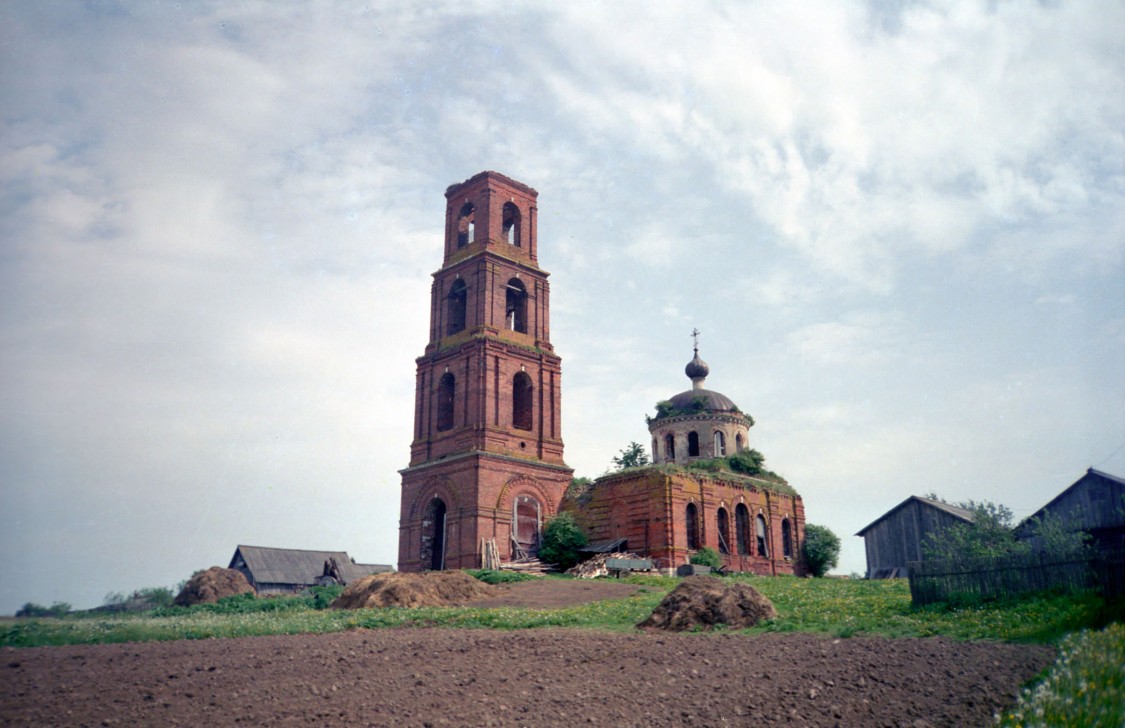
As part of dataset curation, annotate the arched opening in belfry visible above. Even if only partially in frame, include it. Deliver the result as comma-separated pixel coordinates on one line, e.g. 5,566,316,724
421,497,448,571
513,495,541,557
687,431,700,457
436,373,455,432
512,371,533,431
756,514,769,557
735,432,744,452
457,203,475,248
782,518,793,559
505,278,527,333
714,430,726,457
446,279,467,335
735,503,751,555
686,502,700,550
502,202,521,246
717,507,731,554
664,433,676,461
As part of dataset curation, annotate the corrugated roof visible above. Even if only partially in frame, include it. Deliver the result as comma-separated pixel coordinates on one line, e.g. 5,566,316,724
230,545,392,586
855,496,975,536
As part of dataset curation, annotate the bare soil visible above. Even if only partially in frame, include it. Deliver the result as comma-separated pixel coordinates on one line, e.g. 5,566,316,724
0,580,1054,727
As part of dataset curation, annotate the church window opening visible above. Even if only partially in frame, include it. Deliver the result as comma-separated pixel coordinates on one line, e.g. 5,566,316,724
717,508,731,554
446,279,467,335
781,518,793,559
457,203,475,248
714,430,726,456
735,433,744,452
436,373,455,432
687,431,700,457
502,202,521,246
735,504,750,555
506,279,528,333
756,514,769,557
664,433,676,461
513,495,541,557
422,498,448,571
512,371,533,431
686,502,700,550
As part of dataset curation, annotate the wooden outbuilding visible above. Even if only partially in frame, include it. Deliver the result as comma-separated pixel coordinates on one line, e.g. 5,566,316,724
229,545,393,594
856,496,975,578
1014,468,1125,552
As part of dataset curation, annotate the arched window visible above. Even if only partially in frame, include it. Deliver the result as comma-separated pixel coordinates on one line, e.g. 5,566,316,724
446,279,467,335
781,518,792,559
436,373,455,432
717,508,731,554
457,203,475,248
422,498,447,571
687,431,700,457
735,433,744,452
505,278,527,333
513,495,541,557
502,202,521,246
714,430,726,457
686,502,700,550
664,433,676,461
735,504,750,555
756,514,769,557
512,371,533,430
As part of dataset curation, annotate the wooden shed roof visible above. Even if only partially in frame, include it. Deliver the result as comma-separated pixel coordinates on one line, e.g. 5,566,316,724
855,496,975,537
229,545,392,586
1015,468,1125,534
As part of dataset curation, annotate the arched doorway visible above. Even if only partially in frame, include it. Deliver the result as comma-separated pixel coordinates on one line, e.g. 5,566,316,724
421,498,447,570
513,495,541,557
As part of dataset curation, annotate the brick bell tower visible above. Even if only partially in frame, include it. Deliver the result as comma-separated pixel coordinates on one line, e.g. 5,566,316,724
398,172,572,571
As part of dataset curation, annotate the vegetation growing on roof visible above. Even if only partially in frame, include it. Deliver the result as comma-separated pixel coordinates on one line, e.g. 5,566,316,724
646,398,751,425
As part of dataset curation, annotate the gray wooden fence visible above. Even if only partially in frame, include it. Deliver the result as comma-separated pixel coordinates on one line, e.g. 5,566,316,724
907,549,1125,606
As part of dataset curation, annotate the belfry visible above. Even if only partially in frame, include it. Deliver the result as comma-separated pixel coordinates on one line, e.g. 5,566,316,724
397,172,572,572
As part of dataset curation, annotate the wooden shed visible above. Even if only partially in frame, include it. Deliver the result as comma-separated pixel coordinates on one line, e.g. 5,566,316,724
1014,468,1125,552
855,496,975,578
229,545,393,594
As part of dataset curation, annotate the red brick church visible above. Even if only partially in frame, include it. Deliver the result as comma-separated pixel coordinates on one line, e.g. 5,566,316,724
398,172,805,575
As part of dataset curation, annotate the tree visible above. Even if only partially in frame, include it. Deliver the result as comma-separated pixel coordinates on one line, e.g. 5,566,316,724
689,546,723,569
803,524,841,577
727,448,766,475
611,441,649,470
922,497,1092,562
537,512,588,570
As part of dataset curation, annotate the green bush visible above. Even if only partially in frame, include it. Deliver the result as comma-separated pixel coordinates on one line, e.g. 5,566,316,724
803,524,841,577
538,512,588,570
16,602,71,618
307,585,345,609
465,569,537,585
690,547,723,569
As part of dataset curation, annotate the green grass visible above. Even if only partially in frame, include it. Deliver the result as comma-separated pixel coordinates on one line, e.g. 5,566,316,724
996,623,1125,727
1,574,1114,648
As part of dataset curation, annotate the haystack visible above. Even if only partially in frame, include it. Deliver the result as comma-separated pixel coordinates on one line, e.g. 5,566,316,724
637,575,777,631
330,571,495,609
174,567,254,606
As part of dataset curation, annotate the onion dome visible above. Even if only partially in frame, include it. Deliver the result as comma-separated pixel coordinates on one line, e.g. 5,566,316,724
685,349,710,387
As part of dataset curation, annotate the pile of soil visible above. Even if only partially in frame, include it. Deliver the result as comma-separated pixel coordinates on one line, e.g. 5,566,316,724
0,629,1055,726
331,571,494,609
638,574,777,631
173,567,254,607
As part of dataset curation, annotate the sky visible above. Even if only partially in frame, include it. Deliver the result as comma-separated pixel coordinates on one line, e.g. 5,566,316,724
1,1,1123,614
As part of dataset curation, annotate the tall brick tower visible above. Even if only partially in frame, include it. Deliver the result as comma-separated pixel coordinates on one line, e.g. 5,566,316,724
398,172,572,571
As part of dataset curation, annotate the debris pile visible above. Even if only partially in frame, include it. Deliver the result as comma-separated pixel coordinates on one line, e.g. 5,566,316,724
637,575,777,631
330,571,495,609
567,552,650,579
502,556,551,575
174,567,255,606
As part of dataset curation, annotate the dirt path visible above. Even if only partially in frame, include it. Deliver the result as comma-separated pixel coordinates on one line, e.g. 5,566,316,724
2,629,1052,727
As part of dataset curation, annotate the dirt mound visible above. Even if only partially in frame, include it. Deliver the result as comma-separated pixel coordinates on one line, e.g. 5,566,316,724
638,575,777,631
173,567,254,606
331,571,494,609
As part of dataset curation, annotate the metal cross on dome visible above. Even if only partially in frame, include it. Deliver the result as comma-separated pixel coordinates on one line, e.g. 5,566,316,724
691,327,700,352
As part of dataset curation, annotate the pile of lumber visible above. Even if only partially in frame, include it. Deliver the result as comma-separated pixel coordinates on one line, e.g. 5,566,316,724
567,552,650,579
501,556,551,575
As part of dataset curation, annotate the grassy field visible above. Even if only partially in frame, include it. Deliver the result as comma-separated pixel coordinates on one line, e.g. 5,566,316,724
1,574,1114,648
